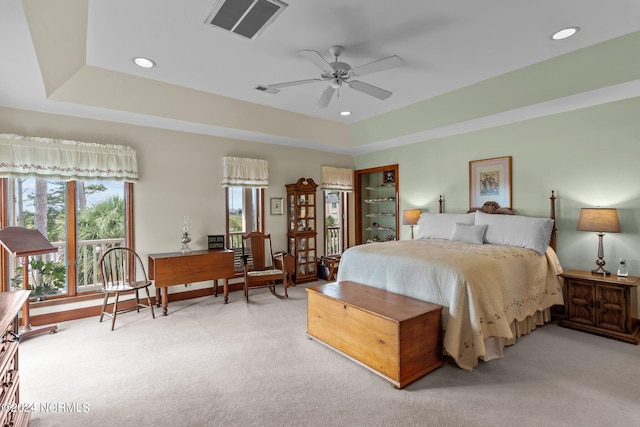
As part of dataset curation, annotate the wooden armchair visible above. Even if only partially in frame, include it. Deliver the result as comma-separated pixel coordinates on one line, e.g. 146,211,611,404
241,231,290,302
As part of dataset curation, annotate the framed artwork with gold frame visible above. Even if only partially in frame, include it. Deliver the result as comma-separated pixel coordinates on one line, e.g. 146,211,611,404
469,156,512,209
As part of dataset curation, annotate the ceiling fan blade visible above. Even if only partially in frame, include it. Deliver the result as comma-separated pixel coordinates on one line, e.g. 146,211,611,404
351,55,404,76
348,80,392,100
268,79,322,89
317,86,336,108
299,50,334,74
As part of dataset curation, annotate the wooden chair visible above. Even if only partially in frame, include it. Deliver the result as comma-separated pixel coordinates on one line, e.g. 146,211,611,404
99,247,155,330
326,256,340,281
241,231,289,302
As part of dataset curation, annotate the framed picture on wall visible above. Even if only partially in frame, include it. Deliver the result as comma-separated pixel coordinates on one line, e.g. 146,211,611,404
469,156,512,209
270,197,284,215
383,170,396,183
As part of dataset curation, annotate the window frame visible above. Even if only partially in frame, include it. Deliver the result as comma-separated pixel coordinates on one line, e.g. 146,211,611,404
225,186,264,274
0,178,134,298
323,190,348,257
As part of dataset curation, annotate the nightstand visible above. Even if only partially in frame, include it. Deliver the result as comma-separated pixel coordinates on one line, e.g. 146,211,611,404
559,270,640,344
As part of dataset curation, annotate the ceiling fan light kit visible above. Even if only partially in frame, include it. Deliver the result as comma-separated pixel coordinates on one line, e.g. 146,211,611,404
260,45,404,108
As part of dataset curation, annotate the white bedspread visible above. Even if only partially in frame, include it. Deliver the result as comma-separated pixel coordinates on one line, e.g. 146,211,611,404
336,239,564,371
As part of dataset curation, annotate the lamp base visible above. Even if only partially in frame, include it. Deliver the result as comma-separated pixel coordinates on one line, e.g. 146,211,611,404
591,256,609,276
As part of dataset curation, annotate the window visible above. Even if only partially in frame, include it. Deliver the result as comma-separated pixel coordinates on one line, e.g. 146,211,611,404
0,133,138,298
324,190,347,256
320,166,352,256
226,186,264,272
74,180,127,294
2,177,132,297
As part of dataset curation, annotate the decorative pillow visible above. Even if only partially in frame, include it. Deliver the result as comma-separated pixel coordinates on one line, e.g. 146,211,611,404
416,212,475,240
449,223,488,245
474,211,554,255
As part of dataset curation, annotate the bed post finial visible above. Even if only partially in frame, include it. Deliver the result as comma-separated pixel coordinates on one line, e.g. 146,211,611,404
550,190,557,252
439,195,444,214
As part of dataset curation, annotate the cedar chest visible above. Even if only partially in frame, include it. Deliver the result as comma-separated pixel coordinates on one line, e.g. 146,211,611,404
306,281,443,388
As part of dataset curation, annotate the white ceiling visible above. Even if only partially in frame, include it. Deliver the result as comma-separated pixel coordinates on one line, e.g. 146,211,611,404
2,0,640,152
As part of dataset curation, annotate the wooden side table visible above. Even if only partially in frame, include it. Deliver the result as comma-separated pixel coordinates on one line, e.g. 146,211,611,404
559,270,640,344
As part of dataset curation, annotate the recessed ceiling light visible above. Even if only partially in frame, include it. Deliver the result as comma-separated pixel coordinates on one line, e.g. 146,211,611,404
340,111,351,116
551,27,580,41
132,57,156,68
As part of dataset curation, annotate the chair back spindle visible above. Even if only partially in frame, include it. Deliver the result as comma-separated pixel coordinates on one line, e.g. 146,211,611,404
98,247,155,330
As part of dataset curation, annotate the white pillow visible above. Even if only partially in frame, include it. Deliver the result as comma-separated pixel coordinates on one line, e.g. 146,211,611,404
474,211,554,255
449,223,488,245
416,212,475,240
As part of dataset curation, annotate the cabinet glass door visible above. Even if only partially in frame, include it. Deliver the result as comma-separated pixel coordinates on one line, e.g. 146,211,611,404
286,178,319,283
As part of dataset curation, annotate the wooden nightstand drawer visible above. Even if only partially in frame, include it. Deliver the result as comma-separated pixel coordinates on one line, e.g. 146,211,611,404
559,270,640,344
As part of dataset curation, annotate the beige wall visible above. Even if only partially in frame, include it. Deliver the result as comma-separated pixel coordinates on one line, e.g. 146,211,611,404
5,93,640,313
0,106,352,313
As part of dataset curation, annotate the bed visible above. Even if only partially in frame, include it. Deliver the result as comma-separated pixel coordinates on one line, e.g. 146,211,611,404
336,193,564,371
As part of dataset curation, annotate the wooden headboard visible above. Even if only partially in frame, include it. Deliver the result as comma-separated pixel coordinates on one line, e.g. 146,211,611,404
437,191,557,252
467,201,515,215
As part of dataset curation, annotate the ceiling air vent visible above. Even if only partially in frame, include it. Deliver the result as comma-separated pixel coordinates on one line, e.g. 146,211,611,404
205,0,288,40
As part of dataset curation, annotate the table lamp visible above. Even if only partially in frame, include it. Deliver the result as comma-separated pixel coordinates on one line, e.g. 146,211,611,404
577,207,620,275
403,209,421,239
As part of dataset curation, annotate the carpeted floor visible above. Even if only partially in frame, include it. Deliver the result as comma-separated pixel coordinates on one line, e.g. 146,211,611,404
19,282,640,427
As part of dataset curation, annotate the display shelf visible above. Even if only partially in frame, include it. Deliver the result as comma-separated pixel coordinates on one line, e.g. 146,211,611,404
286,178,318,283
354,165,399,245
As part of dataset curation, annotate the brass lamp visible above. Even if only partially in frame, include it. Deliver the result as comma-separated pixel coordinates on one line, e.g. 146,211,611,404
577,207,620,275
403,209,421,239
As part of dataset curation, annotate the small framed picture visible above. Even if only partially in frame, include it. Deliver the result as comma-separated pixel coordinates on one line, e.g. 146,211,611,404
383,170,395,183
469,156,512,209
270,197,284,215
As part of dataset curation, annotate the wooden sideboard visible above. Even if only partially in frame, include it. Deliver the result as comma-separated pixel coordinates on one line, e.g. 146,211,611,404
148,250,235,315
0,291,30,427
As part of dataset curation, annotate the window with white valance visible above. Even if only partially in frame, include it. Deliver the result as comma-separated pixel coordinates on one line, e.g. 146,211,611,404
0,134,138,181
221,156,269,188
320,166,354,192
321,166,352,257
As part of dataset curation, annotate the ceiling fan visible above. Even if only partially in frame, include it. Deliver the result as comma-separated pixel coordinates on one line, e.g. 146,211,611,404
259,45,404,108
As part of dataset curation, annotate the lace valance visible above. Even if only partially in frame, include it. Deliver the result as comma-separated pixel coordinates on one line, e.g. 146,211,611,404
221,156,269,188
0,134,138,181
320,166,353,192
